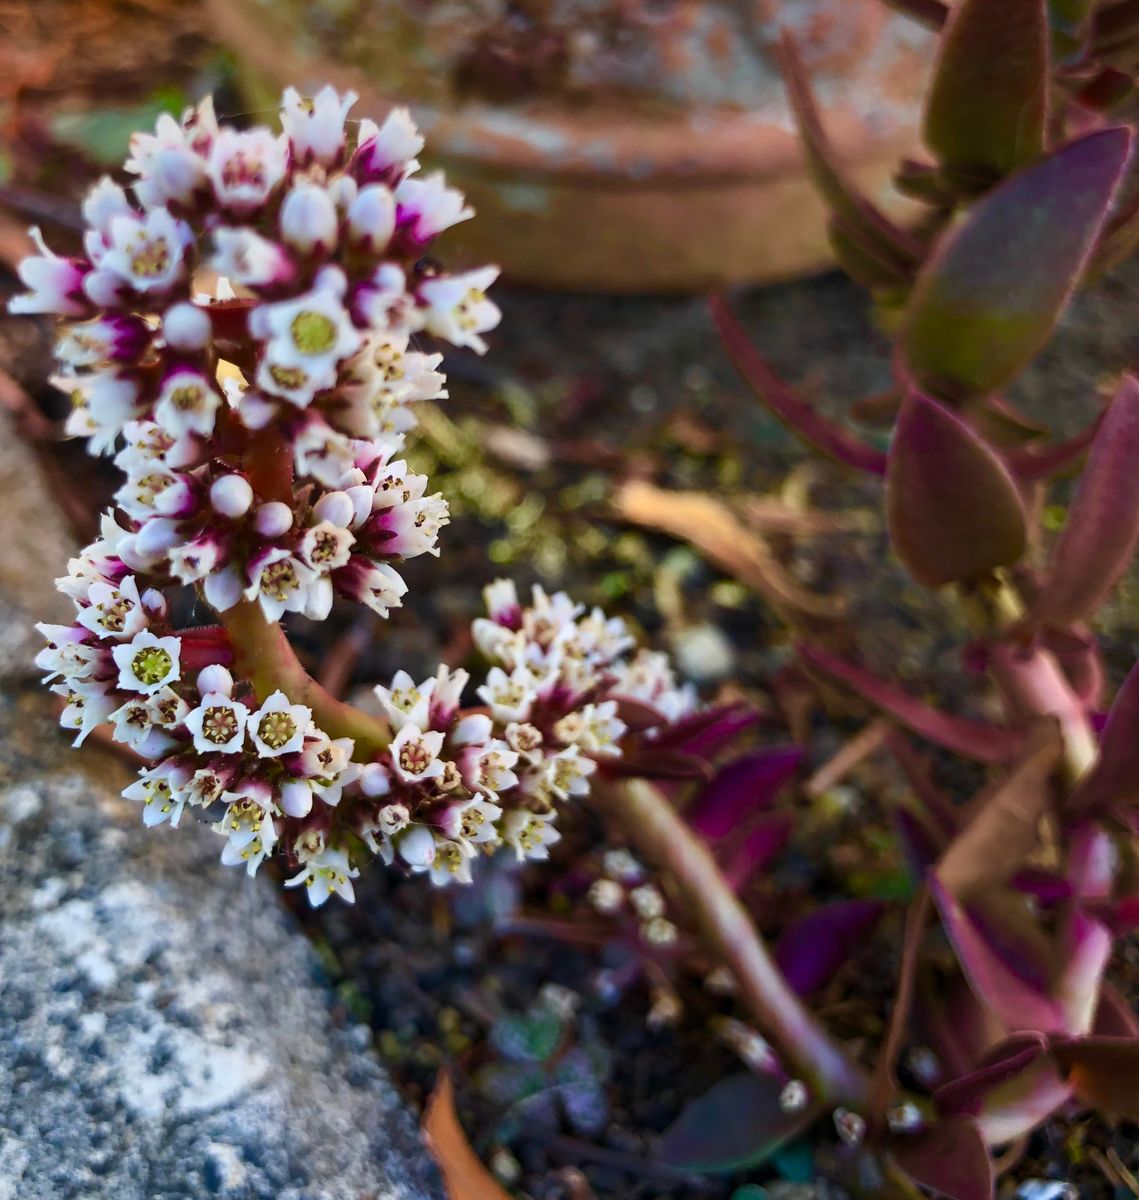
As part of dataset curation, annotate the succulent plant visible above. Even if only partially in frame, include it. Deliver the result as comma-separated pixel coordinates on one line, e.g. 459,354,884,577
634,0,1139,1194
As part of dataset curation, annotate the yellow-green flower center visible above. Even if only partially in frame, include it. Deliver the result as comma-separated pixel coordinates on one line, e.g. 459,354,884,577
258,711,297,749
132,646,173,685
202,705,239,744
290,311,338,355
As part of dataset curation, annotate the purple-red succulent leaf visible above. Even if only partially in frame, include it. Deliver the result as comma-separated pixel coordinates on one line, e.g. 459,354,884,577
777,32,922,275
1093,983,1139,1037
1049,0,1095,39
1048,1036,1139,1117
1040,627,1104,709
605,749,713,782
722,812,795,891
710,295,889,475
1088,189,1139,278
1068,659,1139,815
930,877,1069,1033
894,803,949,878
656,1071,818,1173
1031,373,1139,628
1004,412,1103,481
881,0,950,30
667,703,762,762
774,899,886,996
887,732,960,835
933,1033,1046,1115
1093,0,1139,52
799,643,1024,764
686,746,803,839
917,972,1006,1082
889,1115,994,1200
1009,868,1072,905
900,128,1133,396
935,719,1061,901
887,390,1028,586
934,1034,1071,1146
1055,907,1112,1035
829,217,914,291
923,0,1049,179
968,395,1050,449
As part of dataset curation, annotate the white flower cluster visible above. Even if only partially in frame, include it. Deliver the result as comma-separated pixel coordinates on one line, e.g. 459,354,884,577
18,88,698,905
37,564,695,903
16,87,495,618
356,580,696,886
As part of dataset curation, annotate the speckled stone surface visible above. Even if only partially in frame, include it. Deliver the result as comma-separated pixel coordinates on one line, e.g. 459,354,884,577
0,688,445,1200
0,421,443,1200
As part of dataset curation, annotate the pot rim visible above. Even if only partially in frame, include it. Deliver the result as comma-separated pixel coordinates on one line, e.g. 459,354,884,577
208,0,917,188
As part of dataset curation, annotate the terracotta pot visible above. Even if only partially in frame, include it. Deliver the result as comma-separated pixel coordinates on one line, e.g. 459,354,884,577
207,0,933,293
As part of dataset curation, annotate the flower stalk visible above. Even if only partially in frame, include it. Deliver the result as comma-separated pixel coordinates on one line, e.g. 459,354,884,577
219,598,392,758
599,778,869,1106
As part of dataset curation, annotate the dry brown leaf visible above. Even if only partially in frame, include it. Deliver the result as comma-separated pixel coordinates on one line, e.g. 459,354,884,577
423,1072,512,1200
804,717,891,798
611,480,843,621
936,718,1062,901
738,495,860,536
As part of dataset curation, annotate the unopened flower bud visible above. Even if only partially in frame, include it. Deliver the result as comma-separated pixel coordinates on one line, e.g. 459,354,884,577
834,1108,866,1147
886,1102,923,1134
135,517,182,557
141,588,167,618
280,182,338,254
254,501,293,537
602,848,643,883
587,878,623,914
359,762,392,797
196,664,234,697
703,965,738,996
280,779,314,818
646,988,683,1030
398,825,436,868
313,490,354,527
642,917,677,947
714,1017,777,1073
779,1080,809,1114
348,185,395,252
629,883,665,920
83,269,126,309
210,474,254,518
163,302,211,351
378,802,410,837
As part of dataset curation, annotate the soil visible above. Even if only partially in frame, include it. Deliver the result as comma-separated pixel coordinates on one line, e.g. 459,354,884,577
5,4,1139,1198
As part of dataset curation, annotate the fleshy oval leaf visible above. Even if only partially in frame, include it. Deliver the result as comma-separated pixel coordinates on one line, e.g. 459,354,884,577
888,390,1027,586
1030,373,1139,628
686,746,803,839
774,899,886,996
923,0,1049,181
1049,1036,1139,1117
656,1072,817,1173
798,642,1024,764
889,1115,994,1200
900,128,1132,396
930,878,1069,1033
1069,660,1139,814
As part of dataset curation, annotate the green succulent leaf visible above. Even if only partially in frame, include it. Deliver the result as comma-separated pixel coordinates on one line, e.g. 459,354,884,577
924,0,1049,182
900,128,1132,398
657,1072,817,1174
1030,373,1139,628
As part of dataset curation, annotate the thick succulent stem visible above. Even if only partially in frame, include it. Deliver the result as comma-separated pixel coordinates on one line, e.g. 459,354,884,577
218,422,392,759
220,599,392,759
989,643,1097,783
597,777,869,1107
